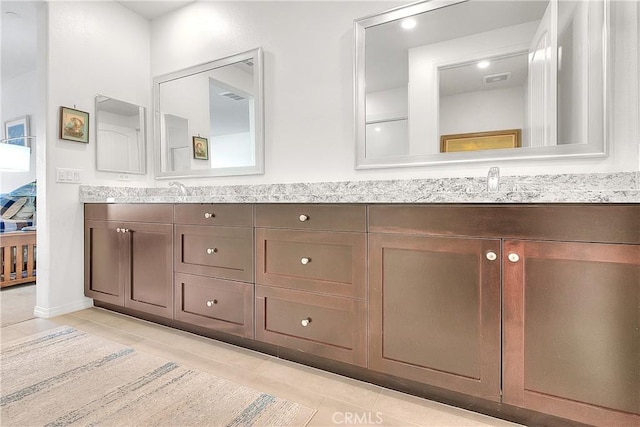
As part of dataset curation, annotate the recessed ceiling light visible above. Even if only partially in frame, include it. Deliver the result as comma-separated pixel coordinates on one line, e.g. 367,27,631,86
401,19,416,30
477,60,490,69
375,127,382,132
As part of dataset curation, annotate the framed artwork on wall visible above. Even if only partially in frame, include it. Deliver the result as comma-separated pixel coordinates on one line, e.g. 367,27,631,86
60,106,89,143
193,136,209,160
4,116,30,146
440,129,521,153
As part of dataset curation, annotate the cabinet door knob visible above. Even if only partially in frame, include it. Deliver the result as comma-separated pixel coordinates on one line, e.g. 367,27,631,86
206,299,218,307
300,257,311,265
206,248,218,255
299,214,309,222
300,318,311,327
508,253,520,263
204,212,215,219
485,251,497,261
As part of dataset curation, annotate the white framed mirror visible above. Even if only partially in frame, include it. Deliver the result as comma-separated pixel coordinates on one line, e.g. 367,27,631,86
355,0,608,169
154,47,264,179
95,95,146,174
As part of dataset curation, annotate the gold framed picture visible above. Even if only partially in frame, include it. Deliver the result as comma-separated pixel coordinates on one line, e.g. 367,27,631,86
60,107,89,143
440,129,521,153
192,136,209,160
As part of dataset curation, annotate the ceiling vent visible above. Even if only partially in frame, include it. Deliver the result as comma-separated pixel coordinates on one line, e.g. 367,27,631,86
219,91,246,101
483,72,511,84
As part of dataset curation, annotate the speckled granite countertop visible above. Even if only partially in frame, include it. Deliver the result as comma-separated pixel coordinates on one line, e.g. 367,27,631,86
79,172,639,204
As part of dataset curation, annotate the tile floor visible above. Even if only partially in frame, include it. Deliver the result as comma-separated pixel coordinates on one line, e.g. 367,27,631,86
0,284,520,427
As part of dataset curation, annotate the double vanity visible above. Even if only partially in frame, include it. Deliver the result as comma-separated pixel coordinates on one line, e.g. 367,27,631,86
81,0,639,423
81,174,639,427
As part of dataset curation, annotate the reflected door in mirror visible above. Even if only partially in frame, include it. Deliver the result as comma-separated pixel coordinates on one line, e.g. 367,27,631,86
95,96,146,174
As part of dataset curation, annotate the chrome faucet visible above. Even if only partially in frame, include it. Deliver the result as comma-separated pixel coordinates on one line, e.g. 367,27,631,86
487,167,500,192
168,181,188,196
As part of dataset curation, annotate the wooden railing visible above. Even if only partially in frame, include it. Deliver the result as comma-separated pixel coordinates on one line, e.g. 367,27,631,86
1,231,36,288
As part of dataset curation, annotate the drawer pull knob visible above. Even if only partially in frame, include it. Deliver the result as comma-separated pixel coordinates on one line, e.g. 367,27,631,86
299,214,309,222
204,212,215,219
485,251,497,261
206,299,218,307
508,253,520,263
300,318,311,327
207,248,218,255
300,257,311,265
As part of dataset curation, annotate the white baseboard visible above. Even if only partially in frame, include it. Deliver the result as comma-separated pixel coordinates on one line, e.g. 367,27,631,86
33,298,94,318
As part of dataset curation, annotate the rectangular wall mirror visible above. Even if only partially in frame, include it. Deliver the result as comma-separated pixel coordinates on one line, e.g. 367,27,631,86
95,95,146,174
355,0,609,169
154,47,264,179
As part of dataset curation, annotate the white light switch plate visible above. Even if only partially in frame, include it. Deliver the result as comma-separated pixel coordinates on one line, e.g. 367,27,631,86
56,167,81,183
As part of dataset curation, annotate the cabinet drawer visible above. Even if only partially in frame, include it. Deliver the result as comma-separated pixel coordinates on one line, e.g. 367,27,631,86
256,228,365,298
175,225,253,282
85,204,174,223
174,204,253,227
256,204,366,232
175,273,253,339
255,285,366,367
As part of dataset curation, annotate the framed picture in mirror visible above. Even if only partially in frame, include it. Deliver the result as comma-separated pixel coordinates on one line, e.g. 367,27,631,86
193,136,208,160
440,129,521,153
4,116,29,146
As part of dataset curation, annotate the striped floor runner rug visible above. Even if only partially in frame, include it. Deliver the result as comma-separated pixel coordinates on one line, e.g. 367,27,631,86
1,326,315,426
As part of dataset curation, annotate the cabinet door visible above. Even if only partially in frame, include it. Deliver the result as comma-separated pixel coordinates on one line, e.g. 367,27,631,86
84,220,125,305
369,233,501,401
123,222,174,318
503,240,640,425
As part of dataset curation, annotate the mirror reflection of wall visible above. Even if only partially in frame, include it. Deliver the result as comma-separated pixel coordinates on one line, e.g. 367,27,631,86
208,65,255,169
154,47,263,178
356,0,607,168
95,95,146,174
438,52,529,147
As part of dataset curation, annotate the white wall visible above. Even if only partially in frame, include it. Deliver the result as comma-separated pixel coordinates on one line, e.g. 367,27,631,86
151,1,637,184
366,87,407,122
439,86,525,137
1,71,38,193
36,0,151,317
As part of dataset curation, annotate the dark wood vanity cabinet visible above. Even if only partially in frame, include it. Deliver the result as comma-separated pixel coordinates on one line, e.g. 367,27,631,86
370,204,640,425
84,204,174,318
84,219,125,306
255,204,367,367
174,204,254,338
84,202,639,426
368,233,502,401
503,239,640,425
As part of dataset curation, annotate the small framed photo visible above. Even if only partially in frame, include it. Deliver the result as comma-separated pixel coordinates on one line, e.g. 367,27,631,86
4,116,30,146
60,106,89,143
193,136,209,160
